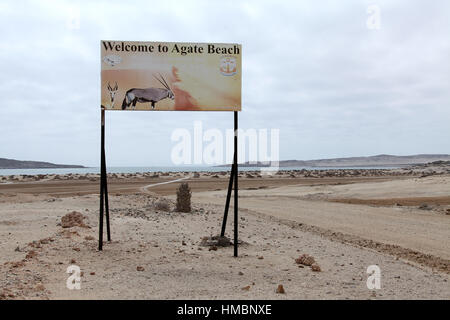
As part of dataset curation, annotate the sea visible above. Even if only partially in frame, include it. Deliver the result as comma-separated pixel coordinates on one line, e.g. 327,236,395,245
0,166,402,176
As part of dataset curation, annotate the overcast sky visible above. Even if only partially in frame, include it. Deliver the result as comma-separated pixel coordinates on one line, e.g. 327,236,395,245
0,0,449,166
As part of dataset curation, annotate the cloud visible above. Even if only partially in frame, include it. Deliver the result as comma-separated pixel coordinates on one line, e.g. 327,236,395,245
0,0,449,166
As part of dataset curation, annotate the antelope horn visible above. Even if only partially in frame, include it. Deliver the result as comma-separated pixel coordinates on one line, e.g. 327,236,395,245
153,74,169,90
114,81,118,90
158,73,171,91
107,82,112,90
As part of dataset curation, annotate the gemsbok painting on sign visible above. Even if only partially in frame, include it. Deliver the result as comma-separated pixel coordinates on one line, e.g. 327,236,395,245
100,40,242,111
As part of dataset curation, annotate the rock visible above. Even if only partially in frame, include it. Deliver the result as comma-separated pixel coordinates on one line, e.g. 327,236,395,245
276,284,285,294
28,240,41,248
11,260,26,268
39,238,51,244
295,254,315,266
136,266,145,271
154,199,171,212
418,203,432,210
90,272,95,275
61,211,89,228
35,284,45,291
25,250,37,260
241,285,250,291
238,271,244,276
295,254,316,266
311,263,321,272
200,235,231,247
209,246,218,251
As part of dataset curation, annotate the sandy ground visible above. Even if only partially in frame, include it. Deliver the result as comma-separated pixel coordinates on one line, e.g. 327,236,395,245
0,170,449,299
192,176,450,262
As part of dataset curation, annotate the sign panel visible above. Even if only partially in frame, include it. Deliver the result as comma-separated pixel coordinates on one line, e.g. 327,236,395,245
101,40,241,111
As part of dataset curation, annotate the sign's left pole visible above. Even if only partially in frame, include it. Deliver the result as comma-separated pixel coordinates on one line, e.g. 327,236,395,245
103,112,111,242
99,108,105,251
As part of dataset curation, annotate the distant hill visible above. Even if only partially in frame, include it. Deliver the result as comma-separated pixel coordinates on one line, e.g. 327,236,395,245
232,154,450,167
0,158,85,169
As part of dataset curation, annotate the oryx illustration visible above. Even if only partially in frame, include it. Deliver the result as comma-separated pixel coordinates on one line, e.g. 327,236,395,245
121,74,175,110
107,81,118,108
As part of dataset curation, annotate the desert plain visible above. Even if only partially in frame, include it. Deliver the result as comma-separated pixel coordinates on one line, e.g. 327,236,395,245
0,163,449,299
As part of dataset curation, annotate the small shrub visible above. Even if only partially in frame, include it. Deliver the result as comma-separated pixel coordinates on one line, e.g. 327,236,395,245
176,182,191,212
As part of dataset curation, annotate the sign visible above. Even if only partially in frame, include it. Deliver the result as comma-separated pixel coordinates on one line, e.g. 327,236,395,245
101,40,242,111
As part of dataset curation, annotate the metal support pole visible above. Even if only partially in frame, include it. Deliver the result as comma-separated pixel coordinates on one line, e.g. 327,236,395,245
99,107,111,251
103,142,111,242
99,108,105,251
220,163,235,237
233,111,238,257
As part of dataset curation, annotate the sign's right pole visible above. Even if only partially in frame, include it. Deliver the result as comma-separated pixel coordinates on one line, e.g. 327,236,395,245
234,111,239,257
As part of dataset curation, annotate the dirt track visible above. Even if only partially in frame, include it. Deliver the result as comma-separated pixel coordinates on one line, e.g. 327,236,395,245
331,196,450,206
0,175,401,198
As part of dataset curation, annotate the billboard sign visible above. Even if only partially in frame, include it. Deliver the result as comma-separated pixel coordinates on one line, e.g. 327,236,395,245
101,40,241,111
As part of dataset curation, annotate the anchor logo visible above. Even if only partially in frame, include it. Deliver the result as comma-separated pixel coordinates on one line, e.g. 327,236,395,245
220,56,237,76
